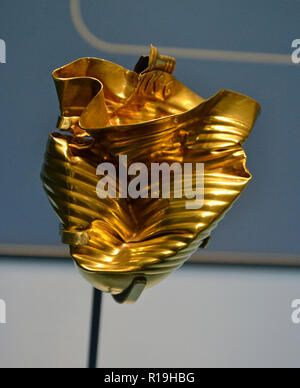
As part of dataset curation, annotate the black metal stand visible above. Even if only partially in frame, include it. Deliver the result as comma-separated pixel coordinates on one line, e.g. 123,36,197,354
88,288,102,368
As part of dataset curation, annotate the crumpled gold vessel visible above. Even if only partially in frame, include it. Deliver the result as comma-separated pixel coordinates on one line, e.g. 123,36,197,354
41,46,260,303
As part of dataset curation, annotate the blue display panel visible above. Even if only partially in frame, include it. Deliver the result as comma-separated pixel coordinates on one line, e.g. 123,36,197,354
0,0,299,255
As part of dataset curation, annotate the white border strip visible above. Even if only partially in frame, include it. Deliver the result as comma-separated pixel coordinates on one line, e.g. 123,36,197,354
0,244,299,266
70,0,293,65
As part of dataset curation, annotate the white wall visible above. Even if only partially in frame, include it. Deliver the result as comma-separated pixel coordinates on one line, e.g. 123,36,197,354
100,265,300,368
0,259,91,368
1,259,300,368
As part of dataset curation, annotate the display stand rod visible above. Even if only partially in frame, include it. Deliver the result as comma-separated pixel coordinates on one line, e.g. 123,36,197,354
88,288,102,368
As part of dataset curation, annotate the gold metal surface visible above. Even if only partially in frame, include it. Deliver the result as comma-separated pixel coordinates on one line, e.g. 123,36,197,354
41,46,260,303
